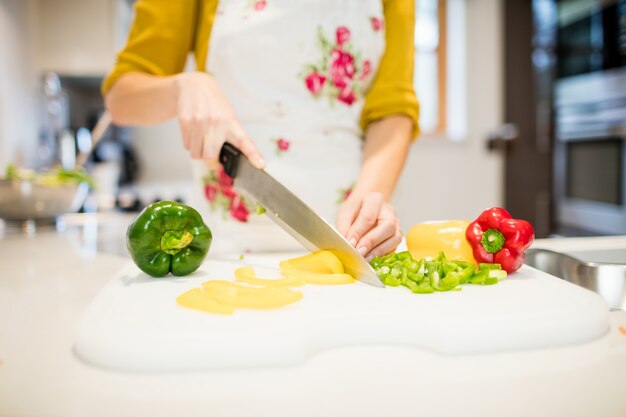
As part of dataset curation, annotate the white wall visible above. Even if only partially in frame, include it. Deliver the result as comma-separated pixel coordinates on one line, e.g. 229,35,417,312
392,0,504,228
0,0,38,170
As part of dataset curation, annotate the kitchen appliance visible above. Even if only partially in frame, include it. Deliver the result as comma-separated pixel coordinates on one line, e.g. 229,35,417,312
526,248,626,309
554,0,626,234
73,258,609,372
554,68,626,234
219,143,382,287
556,0,626,79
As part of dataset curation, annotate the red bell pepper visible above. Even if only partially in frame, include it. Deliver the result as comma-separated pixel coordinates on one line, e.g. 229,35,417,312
465,207,534,273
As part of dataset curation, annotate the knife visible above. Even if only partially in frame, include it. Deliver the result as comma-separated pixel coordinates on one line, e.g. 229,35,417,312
219,142,383,288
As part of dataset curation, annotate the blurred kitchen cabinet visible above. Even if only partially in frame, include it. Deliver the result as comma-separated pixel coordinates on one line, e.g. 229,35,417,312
34,0,133,76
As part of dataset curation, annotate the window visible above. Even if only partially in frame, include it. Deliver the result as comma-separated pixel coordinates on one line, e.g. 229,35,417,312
414,0,466,139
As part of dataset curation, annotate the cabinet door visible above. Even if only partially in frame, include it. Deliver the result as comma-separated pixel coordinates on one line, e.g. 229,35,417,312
37,0,130,76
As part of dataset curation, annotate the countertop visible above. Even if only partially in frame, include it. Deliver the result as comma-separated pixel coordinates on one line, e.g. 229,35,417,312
1,213,626,417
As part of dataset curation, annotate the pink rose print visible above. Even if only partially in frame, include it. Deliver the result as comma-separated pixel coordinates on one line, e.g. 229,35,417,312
272,137,291,156
300,26,372,106
336,183,355,205
360,60,372,80
229,198,250,223
203,166,255,223
337,87,356,106
335,26,351,46
329,48,356,89
305,72,327,95
204,184,218,203
370,17,383,31
246,0,266,12
277,138,290,151
221,185,237,200
217,168,234,188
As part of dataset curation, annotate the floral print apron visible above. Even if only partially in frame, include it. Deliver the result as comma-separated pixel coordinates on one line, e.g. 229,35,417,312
192,0,386,255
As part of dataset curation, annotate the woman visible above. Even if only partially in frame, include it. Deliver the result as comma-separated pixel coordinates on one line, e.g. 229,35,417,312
104,0,418,260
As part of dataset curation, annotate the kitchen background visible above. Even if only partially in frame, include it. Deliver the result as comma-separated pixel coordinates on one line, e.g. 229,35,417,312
0,0,624,238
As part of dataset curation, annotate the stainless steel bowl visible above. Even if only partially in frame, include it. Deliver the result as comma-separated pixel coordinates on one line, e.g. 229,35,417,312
0,179,88,221
525,248,626,310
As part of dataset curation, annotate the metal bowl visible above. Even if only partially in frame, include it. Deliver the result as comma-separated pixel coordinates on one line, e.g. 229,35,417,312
0,179,88,221
525,248,626,310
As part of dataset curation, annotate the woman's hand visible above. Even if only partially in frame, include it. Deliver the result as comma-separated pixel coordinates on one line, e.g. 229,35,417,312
175,72,265,168
336,192,402,261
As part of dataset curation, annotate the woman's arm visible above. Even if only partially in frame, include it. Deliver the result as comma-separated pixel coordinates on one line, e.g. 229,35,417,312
336,0,418,259
101,0,264,166
106,72,179,126
353,115,413,200
105,71,265,167
336,115,412,260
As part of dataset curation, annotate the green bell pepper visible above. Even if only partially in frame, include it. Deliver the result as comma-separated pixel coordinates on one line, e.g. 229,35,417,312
126,201,212,277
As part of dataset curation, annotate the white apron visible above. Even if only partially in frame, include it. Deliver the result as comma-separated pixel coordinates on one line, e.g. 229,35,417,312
192,0,386,255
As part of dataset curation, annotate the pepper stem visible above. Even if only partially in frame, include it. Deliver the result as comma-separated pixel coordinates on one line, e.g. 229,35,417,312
481,229,505,254
161,230,194,256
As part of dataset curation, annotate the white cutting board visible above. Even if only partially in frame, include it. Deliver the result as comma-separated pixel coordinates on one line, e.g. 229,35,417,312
74,256,610,372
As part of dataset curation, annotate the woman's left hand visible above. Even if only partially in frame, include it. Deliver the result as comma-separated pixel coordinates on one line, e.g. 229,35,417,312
336,192,402,261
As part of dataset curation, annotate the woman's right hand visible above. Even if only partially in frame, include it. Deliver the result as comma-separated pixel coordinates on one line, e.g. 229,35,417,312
175,72,265,168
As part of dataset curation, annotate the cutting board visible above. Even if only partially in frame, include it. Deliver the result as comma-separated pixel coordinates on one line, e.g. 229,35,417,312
74,255,610,372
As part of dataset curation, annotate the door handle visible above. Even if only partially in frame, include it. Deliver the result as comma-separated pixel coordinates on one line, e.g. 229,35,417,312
486,123,519,151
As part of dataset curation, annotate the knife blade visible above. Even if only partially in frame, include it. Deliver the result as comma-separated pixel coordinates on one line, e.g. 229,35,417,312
219,143,383,287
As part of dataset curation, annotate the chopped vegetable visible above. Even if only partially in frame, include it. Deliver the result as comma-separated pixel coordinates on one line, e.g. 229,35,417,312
235,266,305,287
370,251,506,293
127,201,212,277
466,207,534,273
176,282,302,313
283,270,355,285
177,251,354,315
279,250,345,275
619,326,626,336
406,220,475,263
279,250,355,285
176,288,234,315
255,203,266,215
201,281,303,309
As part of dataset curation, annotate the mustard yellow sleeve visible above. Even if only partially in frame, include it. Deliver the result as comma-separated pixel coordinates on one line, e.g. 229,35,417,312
360,0,420,138
101,0,199,94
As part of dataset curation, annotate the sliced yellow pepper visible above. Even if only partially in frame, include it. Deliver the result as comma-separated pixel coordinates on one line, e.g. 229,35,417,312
279,250,345,274
177,251,354,315
176,288,234,315
283,270,356,285
234,266,305,287
279,251,355,284
202,280,303,309
406,220,475,263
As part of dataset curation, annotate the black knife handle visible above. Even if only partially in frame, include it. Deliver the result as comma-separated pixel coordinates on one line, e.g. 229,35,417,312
219,142,242,178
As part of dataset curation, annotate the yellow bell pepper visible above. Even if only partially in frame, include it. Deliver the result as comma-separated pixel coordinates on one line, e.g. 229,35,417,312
406,220,475,263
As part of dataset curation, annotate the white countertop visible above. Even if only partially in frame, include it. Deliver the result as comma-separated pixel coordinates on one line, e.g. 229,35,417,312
1,214,626,417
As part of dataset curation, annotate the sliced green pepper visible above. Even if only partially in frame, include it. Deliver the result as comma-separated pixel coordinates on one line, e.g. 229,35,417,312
126,201,212,277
